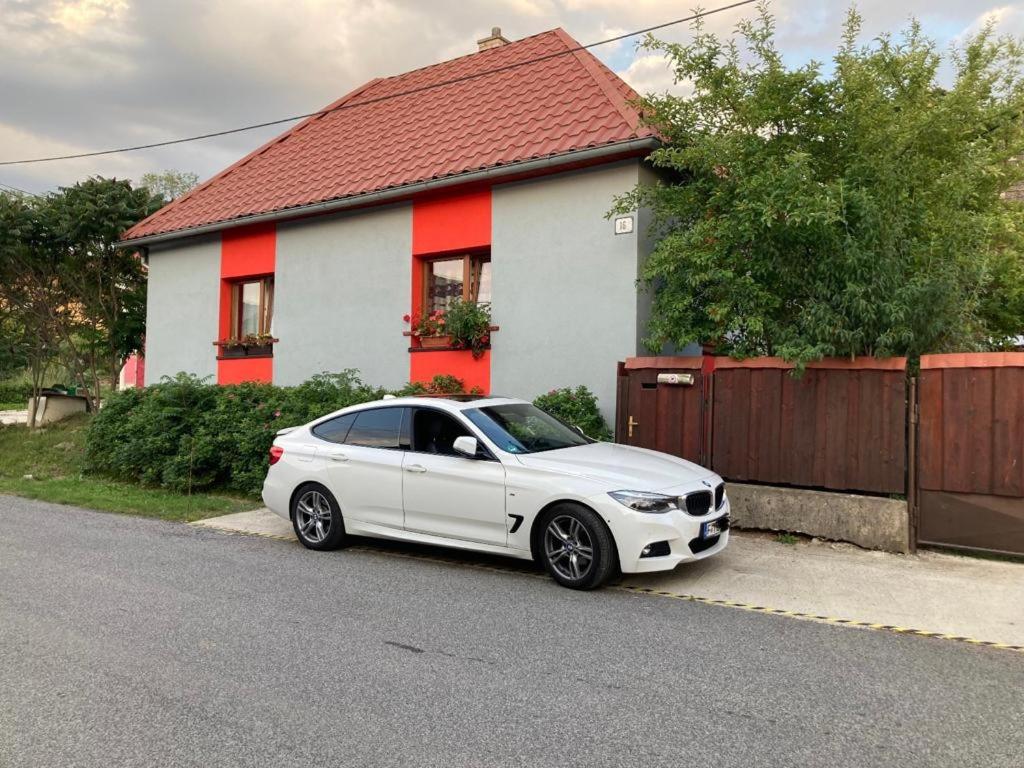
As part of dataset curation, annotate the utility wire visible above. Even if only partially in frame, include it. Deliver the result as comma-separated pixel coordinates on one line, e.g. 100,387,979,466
0,0,759,167
0,180,38,196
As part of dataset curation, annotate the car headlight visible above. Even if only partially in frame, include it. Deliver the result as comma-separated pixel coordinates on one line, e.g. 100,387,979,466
608,490,679,513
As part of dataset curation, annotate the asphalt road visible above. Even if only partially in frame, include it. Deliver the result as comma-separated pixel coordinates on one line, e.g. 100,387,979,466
1,496,1022,768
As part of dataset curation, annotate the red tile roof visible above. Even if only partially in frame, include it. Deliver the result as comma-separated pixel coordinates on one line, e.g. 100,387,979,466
124,28,656,242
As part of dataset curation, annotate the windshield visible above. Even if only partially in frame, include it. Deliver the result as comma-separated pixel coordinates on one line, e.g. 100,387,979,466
464,403,590,454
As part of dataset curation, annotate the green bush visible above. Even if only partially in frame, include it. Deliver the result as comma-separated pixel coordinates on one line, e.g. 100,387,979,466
84,373,613,498
0,381,31,406
533,386,612,441
84,370,385,497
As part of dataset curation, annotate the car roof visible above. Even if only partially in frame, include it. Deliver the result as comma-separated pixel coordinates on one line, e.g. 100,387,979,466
370,395,525,411
306,395,527,426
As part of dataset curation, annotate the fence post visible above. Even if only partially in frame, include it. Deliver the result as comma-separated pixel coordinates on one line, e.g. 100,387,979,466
906,375,918,554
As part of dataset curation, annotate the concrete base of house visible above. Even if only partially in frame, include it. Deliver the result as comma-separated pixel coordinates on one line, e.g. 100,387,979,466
727,483,910,554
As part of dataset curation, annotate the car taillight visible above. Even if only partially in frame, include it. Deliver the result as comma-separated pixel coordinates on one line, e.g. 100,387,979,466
269,445,284,465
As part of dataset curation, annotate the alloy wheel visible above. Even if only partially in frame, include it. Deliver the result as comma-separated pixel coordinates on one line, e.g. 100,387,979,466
544,514,594,581
295,489,333,544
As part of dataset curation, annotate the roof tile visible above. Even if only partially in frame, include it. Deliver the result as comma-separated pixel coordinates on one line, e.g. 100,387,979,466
125,28,654,240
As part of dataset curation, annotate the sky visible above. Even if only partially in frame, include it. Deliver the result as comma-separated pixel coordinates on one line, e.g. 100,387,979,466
1,0,1021,195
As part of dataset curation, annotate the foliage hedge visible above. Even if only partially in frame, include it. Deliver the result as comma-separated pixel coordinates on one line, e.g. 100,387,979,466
84,373,610,497
532,386,612,441
0,381,31,406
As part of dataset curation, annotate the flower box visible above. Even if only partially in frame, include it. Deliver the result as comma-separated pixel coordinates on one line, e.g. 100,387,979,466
213,336,278,359
218,344,274,359
419,335,452,349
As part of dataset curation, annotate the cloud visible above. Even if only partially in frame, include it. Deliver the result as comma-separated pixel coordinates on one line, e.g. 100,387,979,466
0,0,1020,194
617,53,692,96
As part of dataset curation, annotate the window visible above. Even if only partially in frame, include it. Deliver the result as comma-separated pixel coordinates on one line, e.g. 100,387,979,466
425,254,491,313
231,276,274,338
344,408,406,449
312,413,356,444
464,403,589,454
411,409,473,456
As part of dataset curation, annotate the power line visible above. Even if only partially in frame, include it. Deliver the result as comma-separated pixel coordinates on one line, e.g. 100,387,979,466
0,0,759,167
0,180,38,196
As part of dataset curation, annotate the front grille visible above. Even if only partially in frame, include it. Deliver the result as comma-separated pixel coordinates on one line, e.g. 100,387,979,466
714,483,725,510
683,490,712,517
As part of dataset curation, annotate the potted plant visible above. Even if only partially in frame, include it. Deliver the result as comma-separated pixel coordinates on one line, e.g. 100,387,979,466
214,333,278,358
404,301,493,357
405,310,450,348
444,299,492,359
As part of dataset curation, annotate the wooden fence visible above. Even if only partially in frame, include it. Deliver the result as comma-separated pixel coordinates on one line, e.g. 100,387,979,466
711,358,907,495
917,353,1024,555
615,352,1024,556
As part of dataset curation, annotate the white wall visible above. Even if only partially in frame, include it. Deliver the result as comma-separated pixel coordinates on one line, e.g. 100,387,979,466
273,203,412,389
144,237,220,383
491,161,645,421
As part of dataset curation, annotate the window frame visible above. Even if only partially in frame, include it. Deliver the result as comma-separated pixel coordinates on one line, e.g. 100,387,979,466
423,252,490,313
230,275,274,339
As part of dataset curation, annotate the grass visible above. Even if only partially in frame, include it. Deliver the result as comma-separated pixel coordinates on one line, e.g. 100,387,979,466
0,401,26,411
0,415,258,521
776,532,799,545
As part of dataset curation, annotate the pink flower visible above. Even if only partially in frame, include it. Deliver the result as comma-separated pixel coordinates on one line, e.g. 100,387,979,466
274,410,281,418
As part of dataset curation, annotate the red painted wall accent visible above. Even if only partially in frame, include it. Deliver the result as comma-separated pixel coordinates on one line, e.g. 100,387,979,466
218,356,273,385
412,187,491,256
409,189,492,391
411,351,490,393
222,222,276,278
218,223,277,384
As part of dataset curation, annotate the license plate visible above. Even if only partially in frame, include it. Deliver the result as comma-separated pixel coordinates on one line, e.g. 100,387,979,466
702,516,729,539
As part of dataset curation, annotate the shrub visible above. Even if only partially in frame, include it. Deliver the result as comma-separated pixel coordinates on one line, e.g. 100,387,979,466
84,370,385,497
0,381,32,406
533,386,612,441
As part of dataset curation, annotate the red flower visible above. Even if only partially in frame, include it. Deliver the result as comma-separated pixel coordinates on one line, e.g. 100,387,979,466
403,314,411,323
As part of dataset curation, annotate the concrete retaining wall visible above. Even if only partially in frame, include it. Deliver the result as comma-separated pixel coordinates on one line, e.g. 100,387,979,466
727,483,910,553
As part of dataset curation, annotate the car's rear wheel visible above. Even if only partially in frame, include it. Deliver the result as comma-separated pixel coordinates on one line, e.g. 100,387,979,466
291,484,348,551
538,504,617,590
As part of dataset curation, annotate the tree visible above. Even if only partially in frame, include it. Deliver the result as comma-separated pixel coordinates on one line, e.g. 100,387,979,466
139,170,199,203
0,179,162,410
618,5,1024,363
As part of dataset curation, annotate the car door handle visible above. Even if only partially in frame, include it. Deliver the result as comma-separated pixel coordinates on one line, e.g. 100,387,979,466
404,464,427,473
327,452,349,462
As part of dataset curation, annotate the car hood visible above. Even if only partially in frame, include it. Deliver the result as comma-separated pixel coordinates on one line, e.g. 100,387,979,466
513,441,714,492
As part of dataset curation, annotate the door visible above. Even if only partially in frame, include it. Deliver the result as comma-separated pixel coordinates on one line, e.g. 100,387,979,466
401,408,507,545
321,406,407,530
618,362,705,464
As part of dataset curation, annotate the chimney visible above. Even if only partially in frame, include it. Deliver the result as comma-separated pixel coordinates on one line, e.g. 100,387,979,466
477,27,510,52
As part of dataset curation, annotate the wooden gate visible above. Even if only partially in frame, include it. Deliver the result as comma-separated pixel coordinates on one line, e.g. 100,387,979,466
615,357,706,464
917,353,1024,556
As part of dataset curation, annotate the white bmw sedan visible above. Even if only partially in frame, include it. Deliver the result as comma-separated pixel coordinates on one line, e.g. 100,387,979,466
262,396,729,590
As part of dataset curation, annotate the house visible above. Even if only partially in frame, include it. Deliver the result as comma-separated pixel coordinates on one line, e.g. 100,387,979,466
120,27,663,420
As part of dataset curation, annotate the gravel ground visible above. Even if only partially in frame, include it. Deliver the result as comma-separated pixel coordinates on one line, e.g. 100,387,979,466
1,495,1022,768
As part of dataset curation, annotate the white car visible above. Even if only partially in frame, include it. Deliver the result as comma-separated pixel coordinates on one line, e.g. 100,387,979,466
262,396,729,589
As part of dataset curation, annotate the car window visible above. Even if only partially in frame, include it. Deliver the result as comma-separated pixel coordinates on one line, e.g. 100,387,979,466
464,403,589,454
411,409,472,456
345,408,405,449
311,413,356,444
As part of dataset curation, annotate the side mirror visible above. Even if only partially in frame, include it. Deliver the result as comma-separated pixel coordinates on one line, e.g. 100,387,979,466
453,435,479,458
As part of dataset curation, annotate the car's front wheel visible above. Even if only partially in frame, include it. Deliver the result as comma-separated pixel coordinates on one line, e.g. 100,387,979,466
291,484,348,551
538,503,617,590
